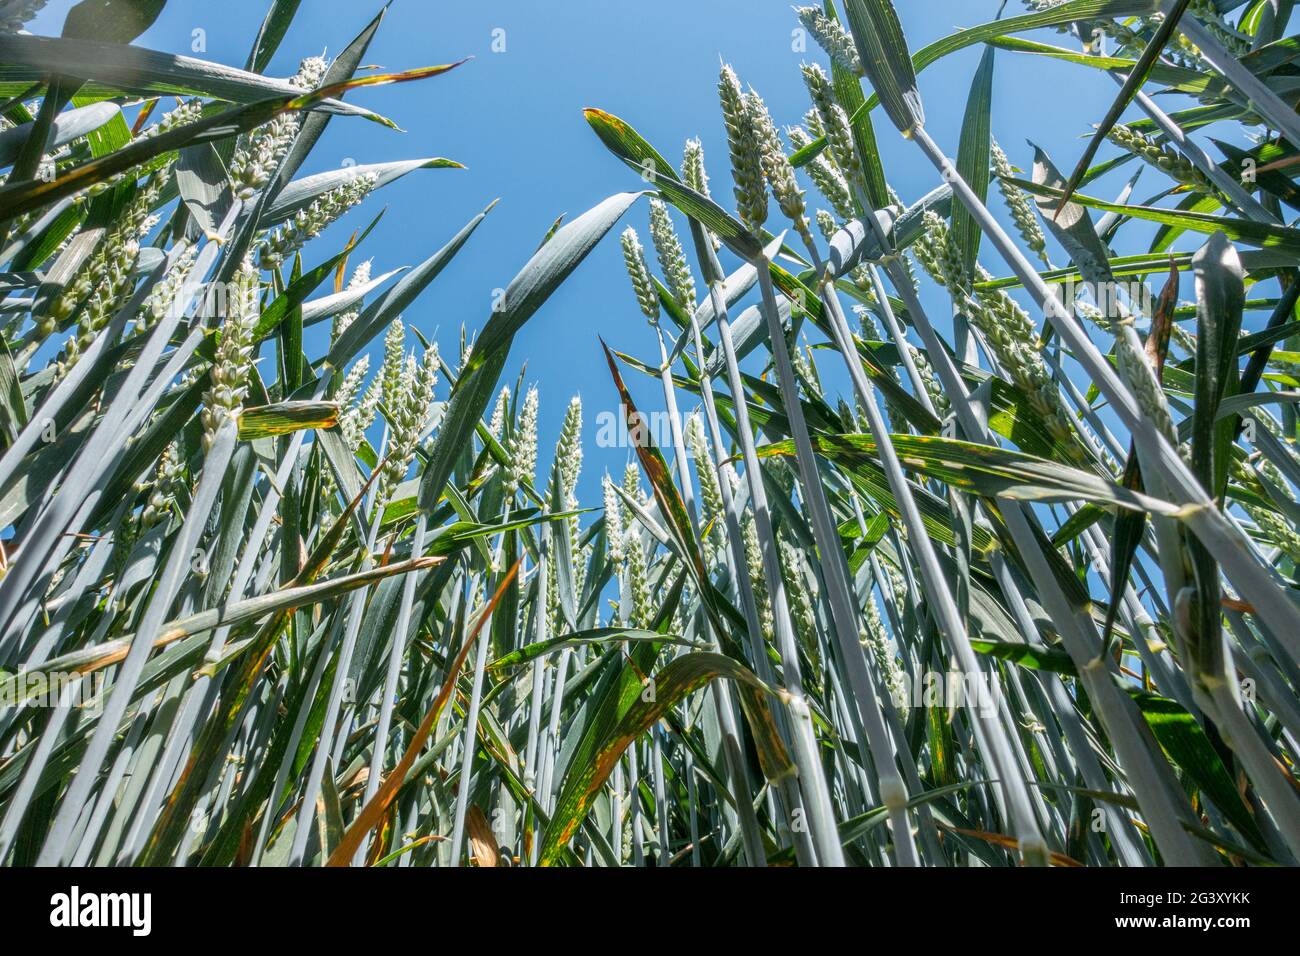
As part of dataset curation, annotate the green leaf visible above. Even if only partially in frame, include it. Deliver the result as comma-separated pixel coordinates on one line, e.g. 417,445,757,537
970,638,1077,675
488,627,695,671
1055,0,1194,210
0,340,28,446
1102,262,1181,652
1192,232,1246,504
1029,145,1117,290
0,102,120,167
416,191,639,512
841,0,924,134
953,45,995,275
1013,175,1300,257
174,142,230,238
838,781,989,847
758,432,1179,513
269,5,388,191
252,212,384,345
770,262,943,434
0,69,448,221
826,2,890,211
264,158,463,228
789,135,829,168
61,0,166,45
801,1,1160,157
583,107,763,261
1182,232,1247,682
246,0,303,73
602,342,741,658
539,652,791,866
986,36,1211,96
0,35,385,117
237,401,338,440
907,0,1160,85
1131,691,1266,851
326,201,492,369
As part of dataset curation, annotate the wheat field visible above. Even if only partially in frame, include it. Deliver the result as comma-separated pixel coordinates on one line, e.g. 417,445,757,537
0,0,1297,868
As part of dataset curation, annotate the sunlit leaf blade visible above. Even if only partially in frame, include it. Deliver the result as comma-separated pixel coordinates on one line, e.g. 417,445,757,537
417,191,640,512
953,45,994,274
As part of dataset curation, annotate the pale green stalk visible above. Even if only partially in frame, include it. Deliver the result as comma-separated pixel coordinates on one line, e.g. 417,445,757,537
859,177,1214,864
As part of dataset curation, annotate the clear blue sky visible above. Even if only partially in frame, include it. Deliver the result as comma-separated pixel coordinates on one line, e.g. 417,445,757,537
31,1,1133,507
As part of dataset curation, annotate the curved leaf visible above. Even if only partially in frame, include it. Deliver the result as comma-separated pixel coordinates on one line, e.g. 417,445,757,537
539,652,791,866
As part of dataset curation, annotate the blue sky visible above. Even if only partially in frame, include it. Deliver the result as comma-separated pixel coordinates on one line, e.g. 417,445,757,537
30,0,1137,507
